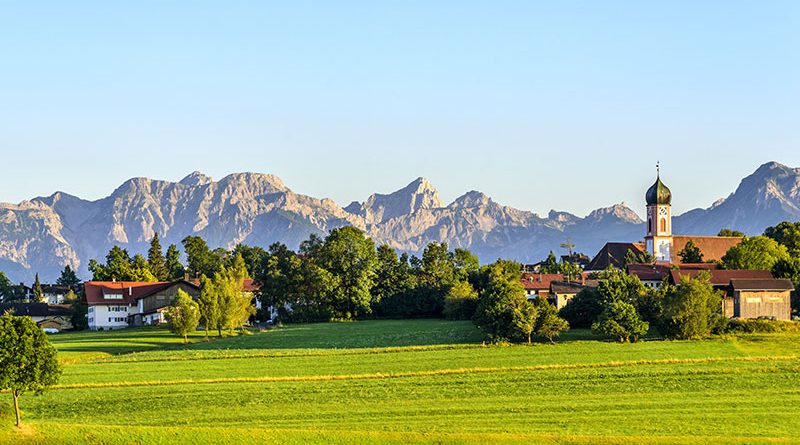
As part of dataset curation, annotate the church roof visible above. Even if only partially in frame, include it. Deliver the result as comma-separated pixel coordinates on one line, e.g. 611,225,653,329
671,235,743,263
645,176,672,205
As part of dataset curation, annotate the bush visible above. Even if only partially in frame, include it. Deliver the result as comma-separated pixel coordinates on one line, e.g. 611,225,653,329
722,319,800,334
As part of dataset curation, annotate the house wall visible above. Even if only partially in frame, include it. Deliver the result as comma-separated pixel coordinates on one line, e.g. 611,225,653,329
733,290,791,320
139,283,200,314
553,293,577,310
88,305,132,330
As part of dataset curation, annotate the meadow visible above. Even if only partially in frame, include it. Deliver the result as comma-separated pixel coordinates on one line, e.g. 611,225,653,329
3,320,800,444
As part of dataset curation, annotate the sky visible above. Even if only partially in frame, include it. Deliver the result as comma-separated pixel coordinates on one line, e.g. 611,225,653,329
1,1,798,217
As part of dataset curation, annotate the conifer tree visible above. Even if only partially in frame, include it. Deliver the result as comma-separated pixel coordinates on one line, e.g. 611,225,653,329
147,233,168,281
32,274,44,303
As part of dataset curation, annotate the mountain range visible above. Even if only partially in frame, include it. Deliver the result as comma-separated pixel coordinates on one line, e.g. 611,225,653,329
1,161,799,283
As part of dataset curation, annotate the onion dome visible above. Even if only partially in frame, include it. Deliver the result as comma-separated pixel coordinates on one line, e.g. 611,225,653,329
646,175,672,205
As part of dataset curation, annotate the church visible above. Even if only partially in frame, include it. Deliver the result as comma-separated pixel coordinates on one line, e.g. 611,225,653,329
586,168,744,271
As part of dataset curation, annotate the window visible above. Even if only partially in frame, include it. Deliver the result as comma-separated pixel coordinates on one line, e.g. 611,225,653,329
659,218,666,232
104,293,123,300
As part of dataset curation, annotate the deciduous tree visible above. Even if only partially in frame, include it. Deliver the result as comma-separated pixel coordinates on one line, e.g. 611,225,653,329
677,240,704,263
164,289,200,343
591,300,648,343
660,271,725,339
0,313,61,427
721,236,789,271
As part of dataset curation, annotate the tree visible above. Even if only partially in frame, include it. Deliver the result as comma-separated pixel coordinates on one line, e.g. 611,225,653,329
624,249,655,266
535,299,569,343
165,244,185,280
56,265,81,286
443,280,479,320
228,244,267,278
677,240,704,263
559,288,602,328
473,261,538,343
592,300,649,343
660,271,725,339
147,234,169,281
130,254,157,282
63,290,87,331
164,289,200,343
453,248,480,282
559,260,582,282
314,227,378,319
197,275,221,338
372,244,412,307
764,221,800,255
0,272,13,303
718,228,745,237
540,251,559,274
182,236,222,279
32,274,44,303
721,236,790,271
0,313,62,427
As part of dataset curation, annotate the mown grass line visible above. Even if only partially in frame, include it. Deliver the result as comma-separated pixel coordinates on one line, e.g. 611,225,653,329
86,343,490,364
5,423,797,445
48,355,800,391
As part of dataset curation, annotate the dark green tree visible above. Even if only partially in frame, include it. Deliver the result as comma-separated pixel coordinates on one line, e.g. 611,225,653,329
32,274,44,303
56,265,81,287
182,236,222,279
764,221,800,255
677,240,704,263
559,287,602,328
228,244,267,278
372,244,412,306
315,227,378,319
147,233,168,281
0,313,62,427
624,249,655,266
473,261,538,343
718,228,745,237
540,251,560,274
63,290,87,331
165,244,185,280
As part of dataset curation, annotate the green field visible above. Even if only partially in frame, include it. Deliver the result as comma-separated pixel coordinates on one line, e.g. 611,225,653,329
3,320,800,444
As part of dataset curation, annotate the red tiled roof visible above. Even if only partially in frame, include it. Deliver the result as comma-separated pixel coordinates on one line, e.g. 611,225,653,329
627,263,671,281
83,281,172,305
520,273,563,291
671,236,743,263
669,269,774,287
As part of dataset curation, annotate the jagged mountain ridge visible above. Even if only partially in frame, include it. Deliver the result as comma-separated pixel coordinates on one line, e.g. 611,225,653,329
1,162,798,282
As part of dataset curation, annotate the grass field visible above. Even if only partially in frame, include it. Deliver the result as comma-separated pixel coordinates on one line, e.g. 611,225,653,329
2,320,800,444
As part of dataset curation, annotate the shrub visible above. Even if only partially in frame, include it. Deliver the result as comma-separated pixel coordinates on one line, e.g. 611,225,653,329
722,319,800,334
660,271,725,340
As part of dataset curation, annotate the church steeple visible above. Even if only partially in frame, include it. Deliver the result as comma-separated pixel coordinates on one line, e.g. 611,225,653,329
644,163,673,262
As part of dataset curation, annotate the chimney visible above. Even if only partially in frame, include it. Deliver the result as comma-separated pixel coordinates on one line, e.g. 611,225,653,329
129,286,132,296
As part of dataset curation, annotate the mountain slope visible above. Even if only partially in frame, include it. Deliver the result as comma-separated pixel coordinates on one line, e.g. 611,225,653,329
1,162,798,282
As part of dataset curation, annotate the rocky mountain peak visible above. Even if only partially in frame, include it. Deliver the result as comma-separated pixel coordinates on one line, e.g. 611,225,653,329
585,202,643,224
179,171,213,187
349,177,444,224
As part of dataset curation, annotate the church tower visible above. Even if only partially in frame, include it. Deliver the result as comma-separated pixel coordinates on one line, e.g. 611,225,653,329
644,165,673,263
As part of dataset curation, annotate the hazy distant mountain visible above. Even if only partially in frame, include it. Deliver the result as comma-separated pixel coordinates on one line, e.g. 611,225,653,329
1,162,798,282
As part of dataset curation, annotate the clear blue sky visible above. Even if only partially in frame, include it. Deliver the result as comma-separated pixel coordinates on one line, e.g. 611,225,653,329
1,1,798,217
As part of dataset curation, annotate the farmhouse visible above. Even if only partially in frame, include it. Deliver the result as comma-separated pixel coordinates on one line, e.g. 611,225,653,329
84,280,200,330
0,302,74,331
521,273,598,309
668,269,791,320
